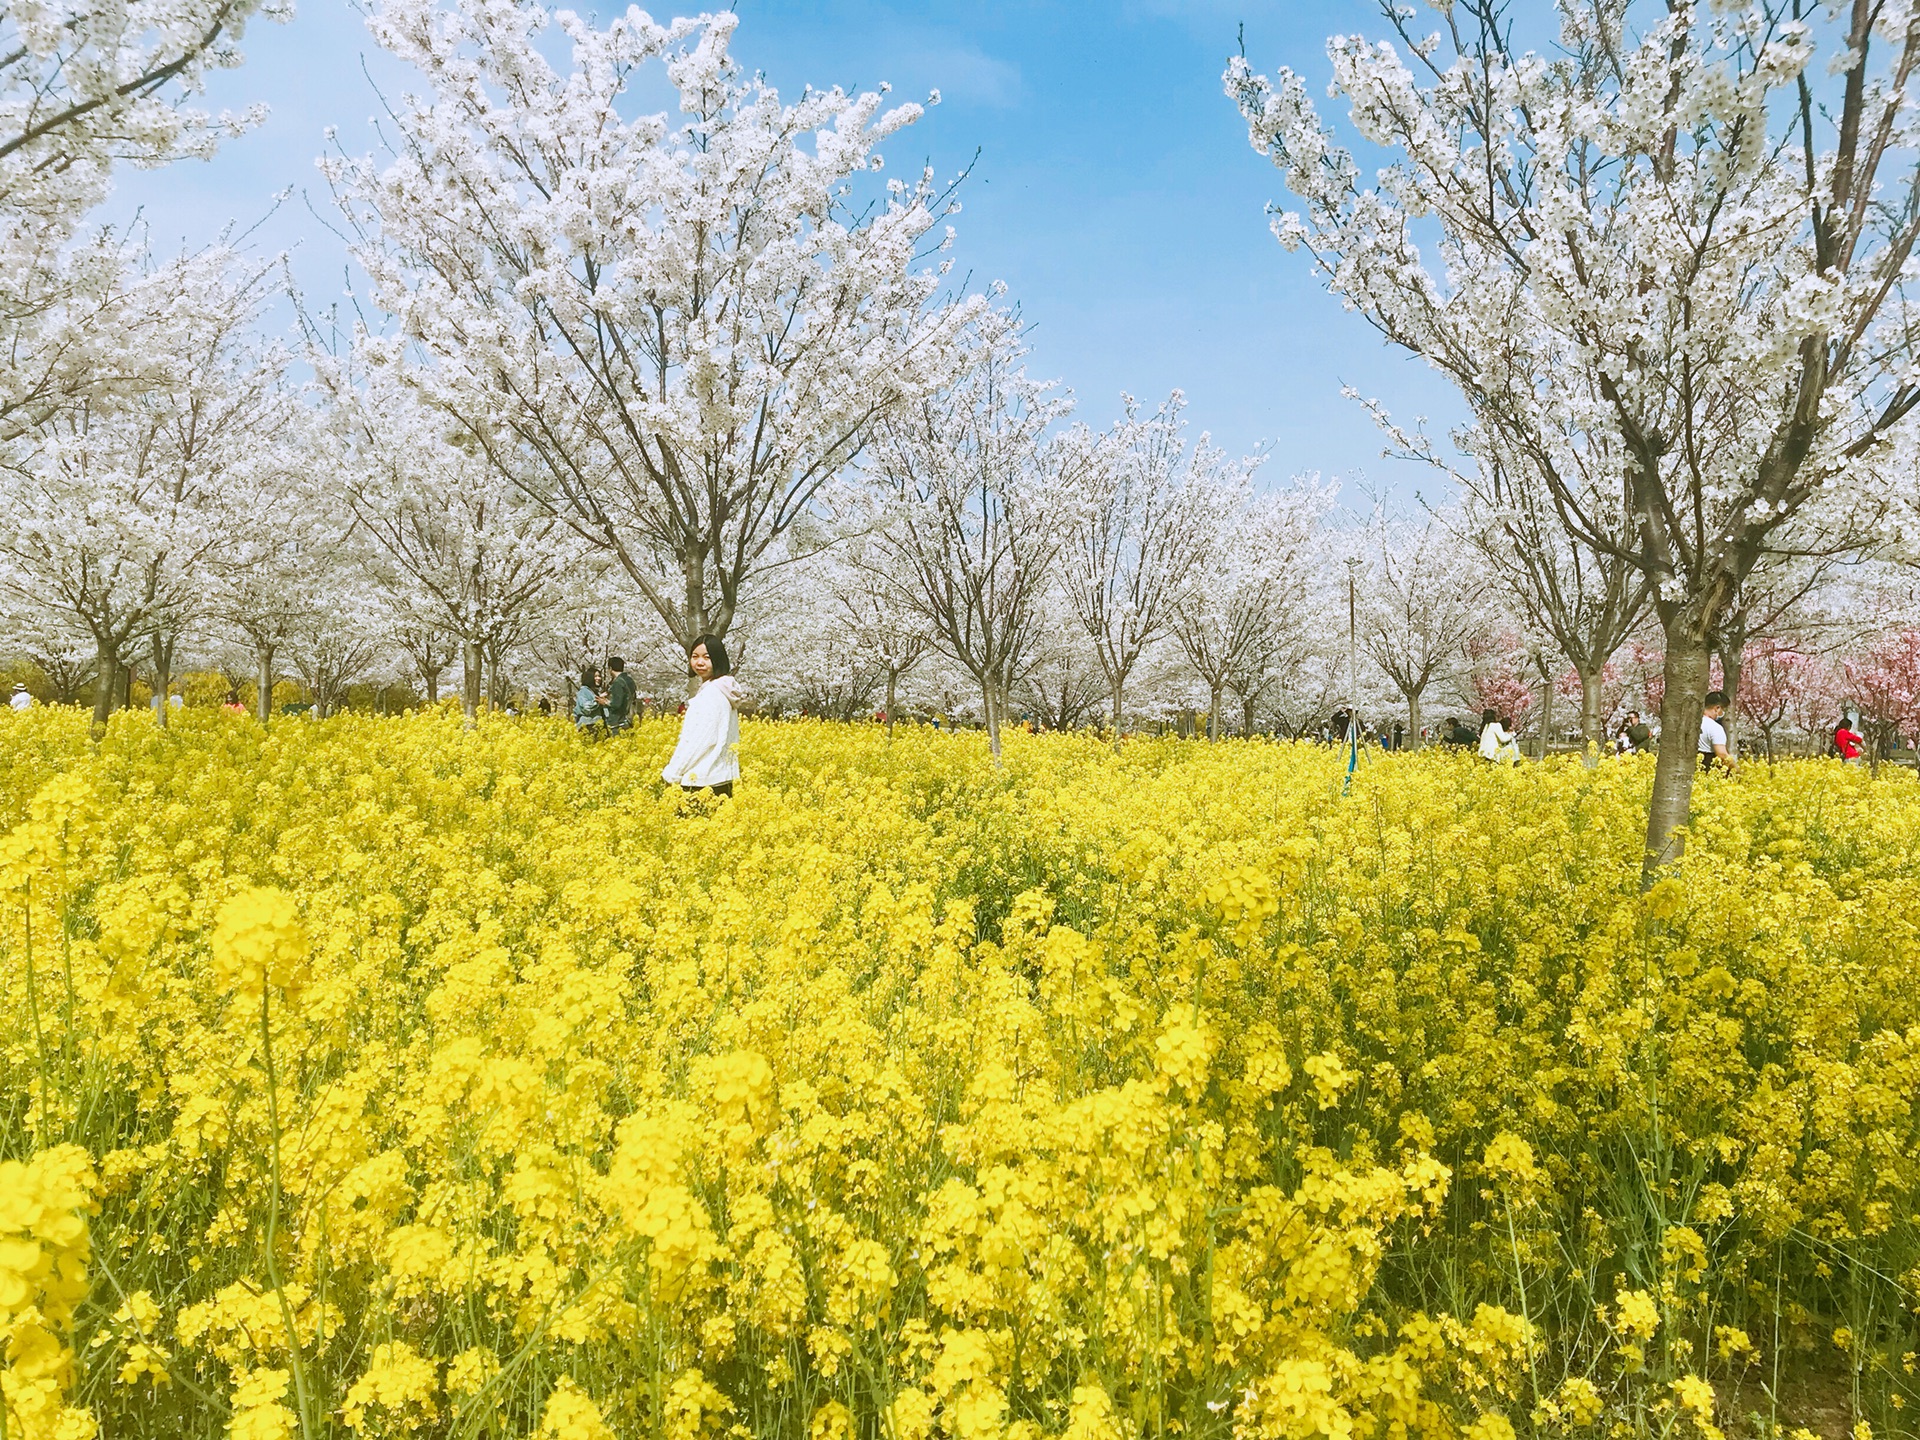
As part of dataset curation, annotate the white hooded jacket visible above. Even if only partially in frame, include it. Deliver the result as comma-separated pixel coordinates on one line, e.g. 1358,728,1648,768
662,676,743,787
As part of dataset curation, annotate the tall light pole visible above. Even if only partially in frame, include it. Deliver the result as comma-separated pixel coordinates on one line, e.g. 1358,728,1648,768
1345,555,1359,739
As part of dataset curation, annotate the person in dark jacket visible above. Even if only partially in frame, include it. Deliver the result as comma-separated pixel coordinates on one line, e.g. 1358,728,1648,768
1618,710,1653,754
604,656,637,735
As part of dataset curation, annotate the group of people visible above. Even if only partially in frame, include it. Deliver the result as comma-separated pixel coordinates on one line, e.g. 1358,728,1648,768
1484,694,1737,769
7,651,1886,785
571,636,744,798
1326,691,1747,771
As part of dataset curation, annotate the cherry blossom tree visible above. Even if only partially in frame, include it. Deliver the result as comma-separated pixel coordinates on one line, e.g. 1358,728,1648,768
325,4,977,655
1734,638,1820,760
516,557,649,711
1458,627,1537,733
867,311,1080,764
818,540,932,734
322,357,582,724
1169,475,1328,740
289,582,385,719
216,534,329,724
1779,648,1846,757
741,600,882,722
1020,612,1110,733
1353,507,1484,749
1231,0,1920,873
1554,659,1630,742
1260,644,1348,740
1379,407,1650,748
202,414,346,724
1703,546,1852,758
381,613,455,707
0,252,300,730
2,0,286,448
1063,393,1246,743
0,596,92,701
1843,629,1920,773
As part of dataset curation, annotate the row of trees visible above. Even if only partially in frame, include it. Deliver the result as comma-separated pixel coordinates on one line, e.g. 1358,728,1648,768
4,0,1920,874
1228,0,1920,874
11,315,1915,771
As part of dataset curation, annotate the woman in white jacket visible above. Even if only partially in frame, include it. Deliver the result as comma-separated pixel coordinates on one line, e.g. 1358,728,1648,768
662,634,744,796
1478,707,1521,765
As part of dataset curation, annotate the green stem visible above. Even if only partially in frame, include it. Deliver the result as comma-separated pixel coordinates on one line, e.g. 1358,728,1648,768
1505,1196,1540,1411
260,986,319,1440
22,876,51,1134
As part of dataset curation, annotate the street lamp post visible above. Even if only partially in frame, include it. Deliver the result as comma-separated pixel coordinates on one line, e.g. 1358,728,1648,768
1345,555,1359,741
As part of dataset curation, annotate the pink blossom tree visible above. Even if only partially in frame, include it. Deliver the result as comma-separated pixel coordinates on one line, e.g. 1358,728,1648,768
1737,640,1833,760
1459,628,1535,735
1843,630,1920,773
1781,652,1845,754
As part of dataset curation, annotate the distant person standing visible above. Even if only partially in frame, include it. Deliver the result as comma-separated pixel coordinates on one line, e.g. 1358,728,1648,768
9,682,32,711
661,634,744,797
1834,715,1865,765
604,656,637,735
574,666,605,737
1479,709,1520,764
1618,710,1652,755
1699,691,1736,772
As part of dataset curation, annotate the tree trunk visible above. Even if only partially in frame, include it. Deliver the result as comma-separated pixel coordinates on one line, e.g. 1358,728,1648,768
983,677,1003,766
885,670,898,738
423,666,439,705
256,649,275,725
1208,682,1223,740
462,639,482,726
1579,666,1604,747
152,635,175,730
1536,660,1555,760
487,646,510,711
1716,632,1745,761
90,640,119,733
1642,634,1713,882
1241,692,1257,737
1110,677,1125,750
1405,689,1424,752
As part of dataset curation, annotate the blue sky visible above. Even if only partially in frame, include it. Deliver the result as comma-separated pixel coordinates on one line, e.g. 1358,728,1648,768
106,0,1470,495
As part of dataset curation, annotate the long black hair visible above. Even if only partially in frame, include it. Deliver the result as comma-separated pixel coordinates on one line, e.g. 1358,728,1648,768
692,633,731,677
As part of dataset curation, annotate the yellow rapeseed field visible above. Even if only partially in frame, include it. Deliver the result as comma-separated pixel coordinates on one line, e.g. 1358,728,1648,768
3,709,1920,1440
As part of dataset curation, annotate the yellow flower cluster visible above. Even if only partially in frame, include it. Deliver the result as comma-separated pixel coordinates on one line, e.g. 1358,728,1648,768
2,706,1919,1439
0,1146,97,1440
209,886,309,1005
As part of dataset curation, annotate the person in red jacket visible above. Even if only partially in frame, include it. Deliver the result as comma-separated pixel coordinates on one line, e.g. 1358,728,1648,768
1834,716,1865,764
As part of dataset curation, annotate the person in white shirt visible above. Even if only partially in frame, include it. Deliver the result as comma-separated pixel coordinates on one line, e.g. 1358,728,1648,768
1478,708,1520,764
8,683,32,711
1698,690,1736,772
661,634,744,797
